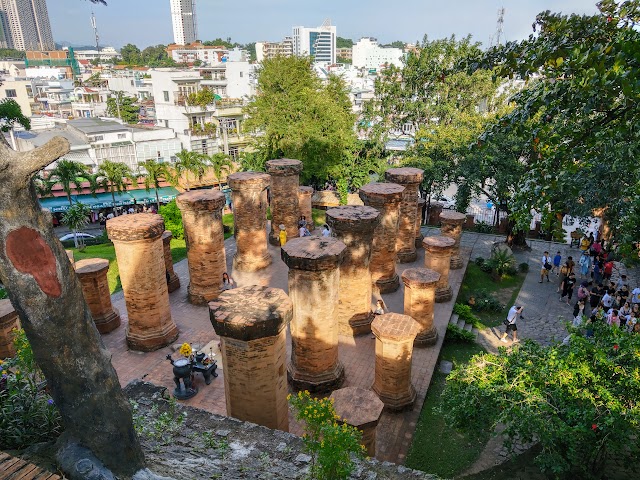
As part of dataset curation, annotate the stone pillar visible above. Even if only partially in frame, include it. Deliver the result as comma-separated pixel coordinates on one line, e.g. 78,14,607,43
0,299,20,359
371,313,421,411
228,172,271,272
161,231,180,293
282,236,346,392
423,236,455,303
266,158,303,245
439,210,466,269
330,387,384,457
65,249,75,266
107,213,178,351
75,258,121,334
465,214,475,230
326,206,380,335
415,197,425,248
298,186,314,231
209,285,292,432
428,203,443,226
358,182,404,294
176,190,227,305
384,167,424,263
401,268,440,346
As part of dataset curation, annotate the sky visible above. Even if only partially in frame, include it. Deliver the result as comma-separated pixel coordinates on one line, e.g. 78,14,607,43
50,0,600,49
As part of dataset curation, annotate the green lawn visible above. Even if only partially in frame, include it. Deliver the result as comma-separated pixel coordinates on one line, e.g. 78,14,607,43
223,213,234,239
406,340,489,478
312,208,326,227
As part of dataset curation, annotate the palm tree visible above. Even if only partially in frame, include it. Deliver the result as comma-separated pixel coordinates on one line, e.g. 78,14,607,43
97,160,137,214
172,150,207,191
62,202,91,249
33,172,54,198
206,152,234,191
139,159,172,208
47,159,91,206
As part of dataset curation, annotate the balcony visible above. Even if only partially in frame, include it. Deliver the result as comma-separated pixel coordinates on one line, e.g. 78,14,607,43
189,122,218,138
174,91,216,110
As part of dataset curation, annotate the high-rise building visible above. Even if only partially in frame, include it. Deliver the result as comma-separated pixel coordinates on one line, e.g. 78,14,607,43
292,19,336,65
255,37,293,63
170,0,198,46
0,0,55,51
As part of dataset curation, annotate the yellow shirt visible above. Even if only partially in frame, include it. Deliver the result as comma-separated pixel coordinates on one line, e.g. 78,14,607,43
279,230,287,246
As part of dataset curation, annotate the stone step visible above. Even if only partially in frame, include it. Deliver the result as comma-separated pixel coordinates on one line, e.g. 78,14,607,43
463,323,473,332
456,318,466,329
449,313,459,325
471,327,479,339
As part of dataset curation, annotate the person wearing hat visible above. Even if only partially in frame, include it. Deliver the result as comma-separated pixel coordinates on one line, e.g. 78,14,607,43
500,305,524,343
279,224,287,247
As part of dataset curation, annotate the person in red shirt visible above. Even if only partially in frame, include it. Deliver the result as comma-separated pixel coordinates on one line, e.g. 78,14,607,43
603,260,614,280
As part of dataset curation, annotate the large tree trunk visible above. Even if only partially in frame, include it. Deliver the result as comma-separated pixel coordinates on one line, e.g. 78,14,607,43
0,138,145,478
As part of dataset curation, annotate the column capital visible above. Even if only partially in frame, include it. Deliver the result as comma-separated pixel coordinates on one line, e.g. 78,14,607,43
359,182,405,206
106,213,165,242
75,258,109,277
176,189,226,213
326,205,380,233
402,268,440,288
281,237,346,271
384,167,424,185
372,313,421,342
266,158,303,176
228,171,271,191
439,210,466,225
422,235,455,252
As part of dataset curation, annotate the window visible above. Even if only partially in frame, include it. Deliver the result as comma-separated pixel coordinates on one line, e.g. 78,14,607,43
5,89,17,98
117,133,126,139
163,91,169,102
93,135,104,141
239,72,243,78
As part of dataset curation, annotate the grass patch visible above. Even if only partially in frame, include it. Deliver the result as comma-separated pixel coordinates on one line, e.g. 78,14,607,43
406,340,488,478
223,213,234,239
312,208,326,227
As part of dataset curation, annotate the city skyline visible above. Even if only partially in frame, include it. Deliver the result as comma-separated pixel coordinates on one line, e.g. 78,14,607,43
50,0,598,49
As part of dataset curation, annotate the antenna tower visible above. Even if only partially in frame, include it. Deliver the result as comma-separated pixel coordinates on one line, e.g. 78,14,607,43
490,7,505,48
91,11,100,65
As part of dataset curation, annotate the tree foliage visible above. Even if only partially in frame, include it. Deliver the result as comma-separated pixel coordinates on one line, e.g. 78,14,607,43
172,150,208,191
336,37,354,48
97,160,136,211
0,48,25,60
46,159,90,205
0,99,30,132
119,43,175,67
441,323,640,478
138,159,172,208
106,91,139,124
62,202,91,249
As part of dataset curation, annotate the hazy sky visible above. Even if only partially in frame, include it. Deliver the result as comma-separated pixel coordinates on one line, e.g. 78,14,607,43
50,0,599,49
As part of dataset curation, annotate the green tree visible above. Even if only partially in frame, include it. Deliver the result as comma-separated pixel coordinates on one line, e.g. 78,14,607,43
441,323,640,478
106,91,139,124
97,160,136,213
62,202,91,249
206,152,233,191
120,43,141,64
244,56,357,183
0,48,25,59
46,159,90,206
172,149,207,191
203,38,235,48
238,150,266,172
159,200,183,239
336,37,354,48
138,159,172,208
0,98,30,148
141,45,174,67
382,40,405,49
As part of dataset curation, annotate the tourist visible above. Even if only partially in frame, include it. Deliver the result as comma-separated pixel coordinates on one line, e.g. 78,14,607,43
566,255,576,274
560,272,577,305
589,283,603,310
603,259,614,281
579,234,591,253
573,300,585,319
298,216,307,228
500,305,524,343
578,252,591,278
539,251,552,283
593,260,603,284
558,262,569,293
631,284,640,307
602,290,613,309
298,224,311,237
373,299,386,316
278,224,287,246
106,211,114,220
322,224,330,237
616,274,628,291
552,251,562,275
619,302,632,325
221,272,235,291
577,282,590,307
607,309,620,328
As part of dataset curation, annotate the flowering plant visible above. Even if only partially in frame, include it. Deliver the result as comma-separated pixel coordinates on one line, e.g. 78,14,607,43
179,343,193,358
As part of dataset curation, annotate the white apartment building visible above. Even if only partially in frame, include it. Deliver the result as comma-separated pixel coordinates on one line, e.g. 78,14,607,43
0,0,54,51
168,44,225,65
292,20,336,65
255,37,293,63
170,0,198,46
73,47,121,63
0,77,33,116
352,38,404,70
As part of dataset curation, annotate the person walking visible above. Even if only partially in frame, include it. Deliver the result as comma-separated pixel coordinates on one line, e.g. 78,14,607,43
539,251,552,283
552,251,562,276
578,252,591,278
500,305,524,343
558,262,569,293
560,272,577,305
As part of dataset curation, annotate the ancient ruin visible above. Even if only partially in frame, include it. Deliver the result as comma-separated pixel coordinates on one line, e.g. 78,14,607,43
209,285,292,432
281,236,346,392
162,231,180,293
176,190,227,304
0,298,20,358
358,182,405,293
266,158,303,245
415,197,425,247
439,210,467,269
74,258,121,334
423,235,456,302
402,268,441,346
298,186,314,231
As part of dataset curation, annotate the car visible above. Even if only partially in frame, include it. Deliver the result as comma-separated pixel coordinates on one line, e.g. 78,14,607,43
58,232,96,242
432,195,456,209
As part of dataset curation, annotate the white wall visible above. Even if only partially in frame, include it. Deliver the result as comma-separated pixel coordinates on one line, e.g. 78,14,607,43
352,38,404,70
0,79,32,116
225,62,254,99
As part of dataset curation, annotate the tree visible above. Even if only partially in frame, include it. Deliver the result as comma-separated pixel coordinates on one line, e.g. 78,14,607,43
0,48,25,60
62,202,90,249
141,45,174,67
120,43,141,64
0,98,30,148
206,152,234,191
203,38,235,48
138,159,172,208
97,160,136,213
172,150,207,191
336,37,354,48
106,91,139,124
441,323,640,478
382,40,405,49
46,159,90,206
244,56,357,184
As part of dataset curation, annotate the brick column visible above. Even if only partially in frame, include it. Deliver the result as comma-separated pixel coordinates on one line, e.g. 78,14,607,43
358,182,404,294
0,299,20,359
107,213,178,351
75,258,121,334
161,231,180,293
384,168,424,263
415,197,425,248
326,206,380,335
439,210,466,269
282,237,346,392
176,190,227,305
228,172,271,272
401,268,440,346
423,235,455,303
371,313,421,411
330,387,384,457
65,249,75,266
298,186,314,231
428,202,443,226
266,159,303,245
209,285,292,432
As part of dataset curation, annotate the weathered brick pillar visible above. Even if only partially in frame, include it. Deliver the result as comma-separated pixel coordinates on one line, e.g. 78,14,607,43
326,205,380,335
161,231,180,293
107,213,178,351
384,167,424,263
209,285,292,432
428,202,443,225
267,158,302,245
282,236,346,392
176,190,227,305
298,186,314,231
439,210,466,269
371,313,421,411
423,235,455,303
415,197,425,248
330,387,384,457
0,299,20,359
74,258,121,334
65,249,75,266
359,182,404,294
402,268,440,346
228,172,271,272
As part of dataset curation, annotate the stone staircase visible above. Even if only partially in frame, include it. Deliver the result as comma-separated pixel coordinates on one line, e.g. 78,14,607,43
448,313,479,340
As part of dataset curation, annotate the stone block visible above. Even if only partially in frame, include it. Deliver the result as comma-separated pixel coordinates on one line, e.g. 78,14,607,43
422,235,455,303
266,159,303,245
384,168,423,263
439,210,466,269
75,258,121,334
298,186,314,231
402,268,440,346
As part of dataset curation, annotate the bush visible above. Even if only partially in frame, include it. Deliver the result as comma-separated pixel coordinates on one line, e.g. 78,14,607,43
446,323,476,343
518,262,530,273
474,221,494,234
159,200,184,239
0,287,6,299
468,290,504,312
479,261,493,273
487,247,516,279
453,303,482,328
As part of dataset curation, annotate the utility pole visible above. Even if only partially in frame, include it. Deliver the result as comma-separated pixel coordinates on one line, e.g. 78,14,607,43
91,11,101,65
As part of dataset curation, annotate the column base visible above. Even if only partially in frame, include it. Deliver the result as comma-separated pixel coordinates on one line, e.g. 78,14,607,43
126,322,179,352
93,308,121,334
287,361,345,393
372,383,416,412
233,252,272,272
450,256,463,270
168,274,181,293
397,249,417,264
187,285,220,306
340,312,374,336
414,326,438,347
435,285,453,303
414,234,424,248
374,274,400,294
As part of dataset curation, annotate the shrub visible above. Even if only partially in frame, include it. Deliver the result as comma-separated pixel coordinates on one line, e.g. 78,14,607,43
468,290,504,312
479,261,493,273
159,200,184,239
474,257,485,266
453,303,482,328
0,287,6,299
474,221,494,234
446,323,476,343
487,248,516,279
518,262,530,273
